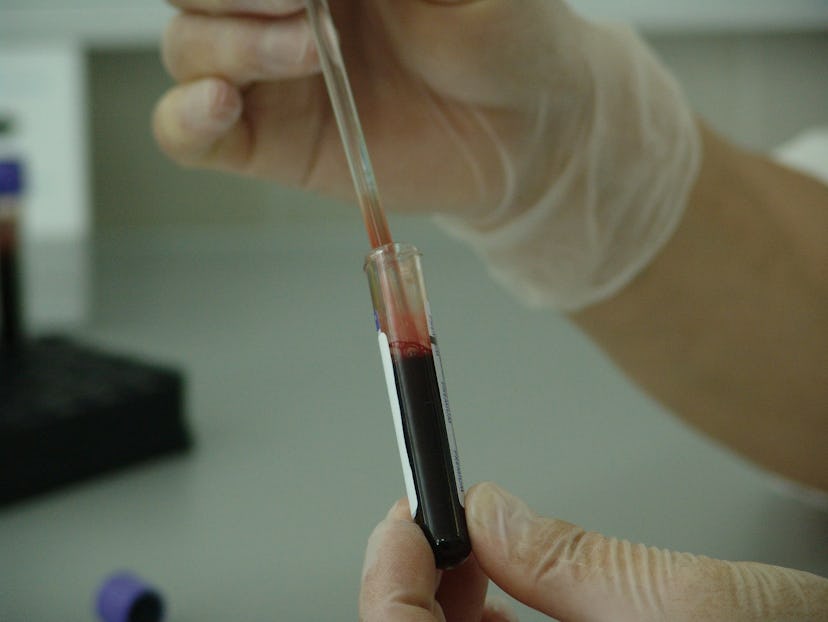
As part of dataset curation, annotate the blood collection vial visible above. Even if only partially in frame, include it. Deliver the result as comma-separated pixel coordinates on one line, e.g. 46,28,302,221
365,243,470,569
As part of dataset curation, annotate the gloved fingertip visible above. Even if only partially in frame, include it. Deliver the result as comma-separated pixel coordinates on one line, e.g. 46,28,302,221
466,482,545,571
467,482,534,536
386,497,411,521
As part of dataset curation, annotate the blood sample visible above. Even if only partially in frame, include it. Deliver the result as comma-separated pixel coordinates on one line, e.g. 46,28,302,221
366,244,470,569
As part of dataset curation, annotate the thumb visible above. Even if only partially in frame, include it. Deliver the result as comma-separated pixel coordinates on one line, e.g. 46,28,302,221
466,482,828,622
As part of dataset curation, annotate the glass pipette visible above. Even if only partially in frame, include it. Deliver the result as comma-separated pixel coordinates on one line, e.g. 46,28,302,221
304,0,392,250
305,0,471,569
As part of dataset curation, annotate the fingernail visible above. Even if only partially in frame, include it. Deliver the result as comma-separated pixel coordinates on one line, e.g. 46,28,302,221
386,498,410,520
468,482,535,545
292,23,318,68
261,22,318,72
362,500,408,580
183,80,239,132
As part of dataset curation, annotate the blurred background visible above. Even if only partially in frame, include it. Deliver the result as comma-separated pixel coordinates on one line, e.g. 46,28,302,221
1,2,827,621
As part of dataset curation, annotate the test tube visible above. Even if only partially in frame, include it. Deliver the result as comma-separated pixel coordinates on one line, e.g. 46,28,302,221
0,159,23,350
365,243,470,569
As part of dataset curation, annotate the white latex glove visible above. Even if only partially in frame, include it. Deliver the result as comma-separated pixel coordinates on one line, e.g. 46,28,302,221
360,482,828,622
154,0,698,310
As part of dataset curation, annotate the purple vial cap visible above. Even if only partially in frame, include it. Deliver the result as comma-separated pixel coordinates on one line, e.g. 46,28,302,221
0,160,23,196
96,571,165,622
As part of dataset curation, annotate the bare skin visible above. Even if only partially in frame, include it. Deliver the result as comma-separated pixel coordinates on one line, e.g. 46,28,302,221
573,124,828,491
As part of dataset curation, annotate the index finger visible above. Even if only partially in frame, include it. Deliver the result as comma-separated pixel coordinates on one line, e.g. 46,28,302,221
359,500,442,622
167,0,305,17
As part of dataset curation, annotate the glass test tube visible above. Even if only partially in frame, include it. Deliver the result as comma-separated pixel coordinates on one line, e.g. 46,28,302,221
0,160,23,349
365,243,470,569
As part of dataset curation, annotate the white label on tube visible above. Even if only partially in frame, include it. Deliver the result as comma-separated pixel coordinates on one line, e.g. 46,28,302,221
426,303,465,506
378,331,418,518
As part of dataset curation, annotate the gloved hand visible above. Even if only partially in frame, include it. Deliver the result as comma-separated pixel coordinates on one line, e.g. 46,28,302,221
360,482,828,622
154,0,698,310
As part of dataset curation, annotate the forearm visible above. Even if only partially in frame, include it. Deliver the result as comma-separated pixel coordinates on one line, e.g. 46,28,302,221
572,122,828,491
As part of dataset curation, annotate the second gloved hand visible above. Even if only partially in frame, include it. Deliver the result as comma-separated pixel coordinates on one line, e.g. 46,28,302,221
360,482,828,622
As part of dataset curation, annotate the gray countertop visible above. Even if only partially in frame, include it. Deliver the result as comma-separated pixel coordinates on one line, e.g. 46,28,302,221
2,219,825,621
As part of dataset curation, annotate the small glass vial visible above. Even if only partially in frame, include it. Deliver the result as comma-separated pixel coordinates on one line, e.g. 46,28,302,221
365,243,470,569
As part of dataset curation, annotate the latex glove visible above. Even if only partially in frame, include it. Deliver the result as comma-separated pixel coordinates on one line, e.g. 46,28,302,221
154,0,698,309
360,482,828,622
